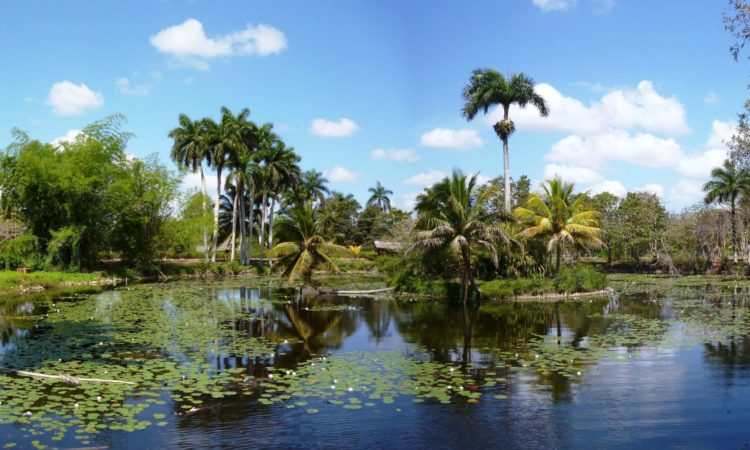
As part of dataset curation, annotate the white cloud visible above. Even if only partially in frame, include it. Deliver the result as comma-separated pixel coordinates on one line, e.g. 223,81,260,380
543,163,603,184
675,148,727,179
635,183,664,197
400,192,420,211
704,92,721,104
593,0,615,12
706,119,734,148
474,174,492,185
326,165,360,182
492,81,689,136
50,129,83,147
420,128,483,150
371,148,420,163
545,131,683,170
116,77,152,96
47,81,103,116
150,19,287,69
532,0,577,12
403,170,448,186
589,179,627,197
669,179,706,205
310,118,359,137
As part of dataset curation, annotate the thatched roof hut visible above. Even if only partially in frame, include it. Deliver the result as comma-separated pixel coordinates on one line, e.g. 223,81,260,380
374,240,403,255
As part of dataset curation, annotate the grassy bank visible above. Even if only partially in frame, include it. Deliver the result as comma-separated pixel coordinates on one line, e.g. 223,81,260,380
0,270,109,293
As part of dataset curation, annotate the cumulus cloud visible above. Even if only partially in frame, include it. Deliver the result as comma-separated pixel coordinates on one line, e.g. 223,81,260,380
371,148,420,163
669,178,706,205
532,0,577,12
150,18,287,69
50,129,83,147
310,118,359,137
491,81,689,136
403,170,448,186
706,119,734,148
116,77,151,96
47,81,103,116
589,179,627,197
326,165,360,182
543,163,603,184
420,128,483,150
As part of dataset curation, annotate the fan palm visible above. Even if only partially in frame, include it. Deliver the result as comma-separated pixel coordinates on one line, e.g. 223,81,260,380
703,159,750,262
367,181,393,212
514,178,604,273
462,69,549,213
411,170,511,304
268,203,349,283
168,114,210,260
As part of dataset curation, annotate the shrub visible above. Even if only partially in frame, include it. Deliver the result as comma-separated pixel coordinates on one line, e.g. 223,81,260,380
553,264,607,294
479,278,555,299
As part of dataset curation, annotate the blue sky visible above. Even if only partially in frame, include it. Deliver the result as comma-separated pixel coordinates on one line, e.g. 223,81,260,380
0,0,747,210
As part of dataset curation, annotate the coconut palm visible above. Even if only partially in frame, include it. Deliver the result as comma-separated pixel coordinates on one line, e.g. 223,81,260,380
462,69,549,213
204,107,252,262
367,181,393,212
260,141,301,256
168,114,211,260
268,203,349,283
514,178,604,273
411,170,511,304
703,159,750,262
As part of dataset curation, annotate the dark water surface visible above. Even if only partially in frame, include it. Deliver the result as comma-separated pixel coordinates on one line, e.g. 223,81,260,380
1,278,750,449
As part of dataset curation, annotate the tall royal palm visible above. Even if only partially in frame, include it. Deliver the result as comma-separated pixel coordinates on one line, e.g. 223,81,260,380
514,178,604,273
226,144,259,265
703,159,750,262
204,107,252,262
261,141,301,257
168,114,210,260
367,181,393,212
412,170,511,304
254,123,281,266
462,69,549,212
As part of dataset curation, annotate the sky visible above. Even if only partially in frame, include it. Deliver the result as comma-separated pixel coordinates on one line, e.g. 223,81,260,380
0,0,748,211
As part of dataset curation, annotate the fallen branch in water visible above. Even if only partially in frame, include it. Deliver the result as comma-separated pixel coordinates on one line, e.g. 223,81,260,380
334,287,396,296
0,366,136,385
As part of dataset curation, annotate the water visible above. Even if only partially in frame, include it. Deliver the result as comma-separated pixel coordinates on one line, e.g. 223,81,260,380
0,279,749,449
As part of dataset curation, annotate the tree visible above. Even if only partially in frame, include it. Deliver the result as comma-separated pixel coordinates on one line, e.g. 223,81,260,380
168,114,211,260
319,191,361,244
411,170,511,304
298,170,330,206
514,178,604,273
586,191,620,265
703,159,750,262
612,192,668,262
260,141,300,257
462,69,549,212
225,143,259,265
268,203,349,283
367,181,393,212
204,107,252,262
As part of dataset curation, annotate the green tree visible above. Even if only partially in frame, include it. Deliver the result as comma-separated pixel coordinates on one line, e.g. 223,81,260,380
260,140,300,256
703,159,750,262
319,191,361,244
367,181,393,212
268,203,349,283
612,192,668,262
514,178,604,273
168,113,211,260
462,69,549,212
412,170,511,304
587,191,620,265
298,170,330,206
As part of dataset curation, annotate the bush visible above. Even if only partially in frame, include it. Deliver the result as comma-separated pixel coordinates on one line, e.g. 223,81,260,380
361,250,378,260
0,253,23,270
553,264,608,294
479,278,555,299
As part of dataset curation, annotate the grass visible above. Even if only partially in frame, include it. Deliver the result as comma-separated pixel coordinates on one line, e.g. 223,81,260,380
0,270,104,291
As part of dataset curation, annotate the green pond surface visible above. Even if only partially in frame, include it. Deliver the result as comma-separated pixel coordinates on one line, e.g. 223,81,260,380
0,276,750,448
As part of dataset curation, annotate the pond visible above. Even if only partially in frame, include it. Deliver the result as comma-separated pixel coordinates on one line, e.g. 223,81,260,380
0,277,750,448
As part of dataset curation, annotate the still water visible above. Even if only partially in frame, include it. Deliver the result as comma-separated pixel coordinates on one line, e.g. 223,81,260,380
0,278,749,449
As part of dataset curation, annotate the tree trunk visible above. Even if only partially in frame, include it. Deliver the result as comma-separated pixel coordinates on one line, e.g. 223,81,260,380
460,246,473,305
248,188,255,265
260,191,268,267
212,166,222,262
230,186,239,261
502,106,511,213
200,165,208,262
268,197,276,267
732,199,738,263
239,186,247,265
556,243,562,273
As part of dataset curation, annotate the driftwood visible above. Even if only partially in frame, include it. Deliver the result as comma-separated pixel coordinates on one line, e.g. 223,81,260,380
0,366,136,385
334,287,396,296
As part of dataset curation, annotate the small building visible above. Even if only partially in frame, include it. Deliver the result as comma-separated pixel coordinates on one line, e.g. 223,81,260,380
374,240,404,255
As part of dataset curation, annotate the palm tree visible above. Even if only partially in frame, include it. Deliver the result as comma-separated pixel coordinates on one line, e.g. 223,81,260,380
411,170,511,304
254,123,281,266
514,178,604,273
462,69,549,213
260,141,301,259
300,170,330,205
267,203,349,283
367,181,393,212
168,114,210,260
204,107,252,262
703,159,750,262
225,143,259,264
